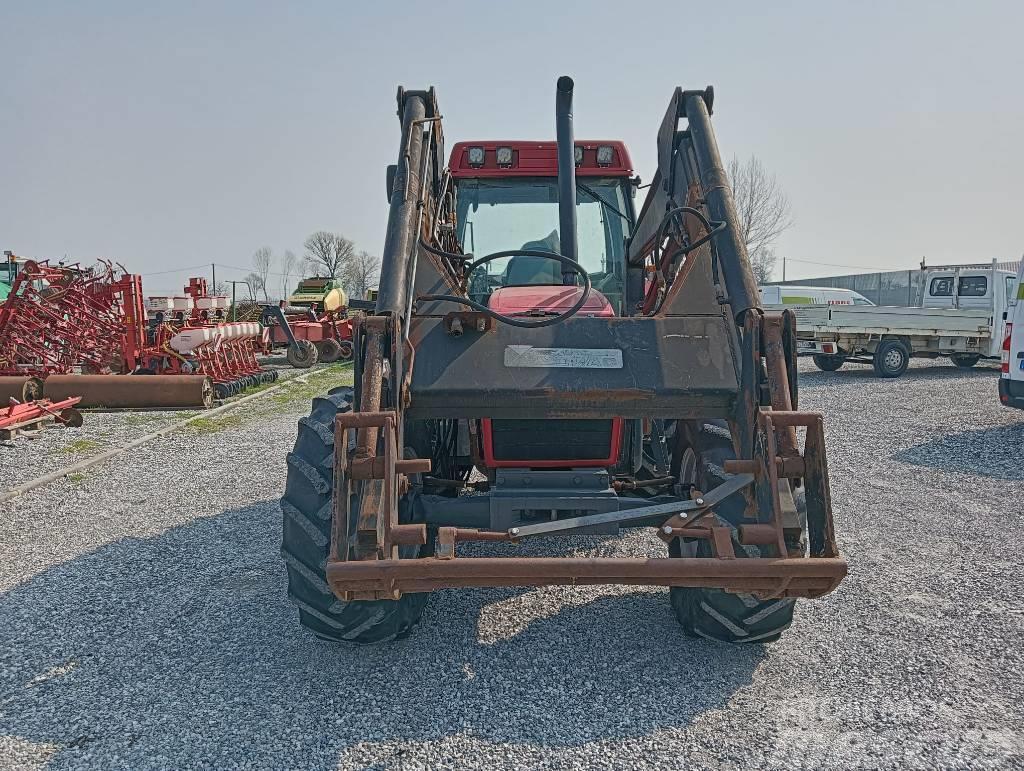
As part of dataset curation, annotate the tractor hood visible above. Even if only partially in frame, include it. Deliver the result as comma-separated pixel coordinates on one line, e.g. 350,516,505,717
487,285,614,317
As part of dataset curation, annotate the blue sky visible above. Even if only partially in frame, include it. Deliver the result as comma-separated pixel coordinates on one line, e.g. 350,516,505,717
2,1,1021,293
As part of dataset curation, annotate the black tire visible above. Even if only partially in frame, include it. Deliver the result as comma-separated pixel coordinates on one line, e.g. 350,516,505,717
812,353,846,372
286,340,318,369
872,339,909,378
951,353,980,369
280,387,430,643
337,340,354,361
668,420,801,644
315,338,344,364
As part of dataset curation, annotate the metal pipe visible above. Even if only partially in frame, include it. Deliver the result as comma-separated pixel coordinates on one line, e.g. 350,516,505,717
683,92,762,319
0,376,44,403
555,75,578,283
44,375,214,409
326,556,848,595
376,92,428,317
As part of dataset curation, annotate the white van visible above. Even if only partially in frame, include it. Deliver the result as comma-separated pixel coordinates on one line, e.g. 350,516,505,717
759,285,875,307
999,261,1024,410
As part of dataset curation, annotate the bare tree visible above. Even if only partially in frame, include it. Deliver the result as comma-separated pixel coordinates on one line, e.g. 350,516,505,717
749,247,779,285
303,231,355,279
252,247,274,300
345,251,381,301
727,155,793,283
243,272,264,303
280,249,297,298
300,255,319,277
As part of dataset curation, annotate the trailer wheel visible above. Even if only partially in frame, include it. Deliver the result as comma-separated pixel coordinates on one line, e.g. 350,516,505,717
286,340,318,369
667,420,800,644
315,338,344,363
281,387,430,643
872,339,909,378
812,353,846,372
951,353,980,369
337,340,354,361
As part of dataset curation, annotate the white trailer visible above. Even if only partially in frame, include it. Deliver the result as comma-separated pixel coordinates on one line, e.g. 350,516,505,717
796,262,1017,377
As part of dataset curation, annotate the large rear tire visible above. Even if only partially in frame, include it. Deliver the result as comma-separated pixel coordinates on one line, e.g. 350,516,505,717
668,420,801,643
280,387,430,642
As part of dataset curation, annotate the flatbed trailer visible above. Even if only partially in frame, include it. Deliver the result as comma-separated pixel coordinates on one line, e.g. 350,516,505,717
796,265,1015,377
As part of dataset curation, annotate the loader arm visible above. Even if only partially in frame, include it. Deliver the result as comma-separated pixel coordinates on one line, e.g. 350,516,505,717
317,78,844,612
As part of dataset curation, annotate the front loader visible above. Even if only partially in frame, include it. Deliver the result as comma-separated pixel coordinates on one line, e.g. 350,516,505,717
281,77,846,644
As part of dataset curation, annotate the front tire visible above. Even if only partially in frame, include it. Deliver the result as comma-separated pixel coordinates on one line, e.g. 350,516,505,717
286,340,318,369
872,339,909,378
668,420,800,643
280,387,430,642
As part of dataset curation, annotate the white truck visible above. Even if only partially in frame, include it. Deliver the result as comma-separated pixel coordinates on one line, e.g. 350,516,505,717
796,262,1018,378
999,260,1024,409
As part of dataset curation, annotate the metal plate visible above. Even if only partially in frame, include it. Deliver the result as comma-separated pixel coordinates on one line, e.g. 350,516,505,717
504,346,623,369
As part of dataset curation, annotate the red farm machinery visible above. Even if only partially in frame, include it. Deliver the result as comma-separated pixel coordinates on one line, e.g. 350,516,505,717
0,260,275,407
280,76,845,644
259,277,378,368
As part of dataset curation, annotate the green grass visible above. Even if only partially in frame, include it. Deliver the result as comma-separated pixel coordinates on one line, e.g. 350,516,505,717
66,472,87,483
62,439,101,454
187,414,243,433
272,363,354,406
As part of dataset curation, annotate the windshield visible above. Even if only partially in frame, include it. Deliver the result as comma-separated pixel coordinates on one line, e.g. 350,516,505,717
454,177,631,313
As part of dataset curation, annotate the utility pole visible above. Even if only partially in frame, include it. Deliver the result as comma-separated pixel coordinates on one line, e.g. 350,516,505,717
782,255,786,282
226,280,248,321
212,263,217,293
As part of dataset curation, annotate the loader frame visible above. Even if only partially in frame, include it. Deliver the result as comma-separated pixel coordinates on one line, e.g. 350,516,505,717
324,81,846,602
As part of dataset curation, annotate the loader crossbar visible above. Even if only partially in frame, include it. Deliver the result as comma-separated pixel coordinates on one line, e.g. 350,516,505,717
326,557,847,599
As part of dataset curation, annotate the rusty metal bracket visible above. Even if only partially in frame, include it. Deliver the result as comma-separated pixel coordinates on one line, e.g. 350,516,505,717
443,311,493,336
507,472,754,538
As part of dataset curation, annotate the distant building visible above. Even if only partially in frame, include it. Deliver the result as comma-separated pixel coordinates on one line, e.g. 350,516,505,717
768,259,1021,306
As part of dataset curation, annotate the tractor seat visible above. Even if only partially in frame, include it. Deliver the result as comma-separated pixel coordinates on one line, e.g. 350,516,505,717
503,255,562,286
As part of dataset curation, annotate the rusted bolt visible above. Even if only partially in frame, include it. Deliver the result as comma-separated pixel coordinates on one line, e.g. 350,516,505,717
448,317,463,336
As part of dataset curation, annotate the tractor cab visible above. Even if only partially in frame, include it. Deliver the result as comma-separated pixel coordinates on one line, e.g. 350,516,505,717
449,141,635,316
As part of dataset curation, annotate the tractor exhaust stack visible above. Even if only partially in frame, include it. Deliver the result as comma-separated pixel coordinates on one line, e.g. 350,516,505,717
555,75,578,283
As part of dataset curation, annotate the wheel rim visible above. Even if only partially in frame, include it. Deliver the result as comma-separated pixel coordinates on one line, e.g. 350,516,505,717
884,348,904,369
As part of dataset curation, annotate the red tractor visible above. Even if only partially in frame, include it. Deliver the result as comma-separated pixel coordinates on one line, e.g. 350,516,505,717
281,78,846,644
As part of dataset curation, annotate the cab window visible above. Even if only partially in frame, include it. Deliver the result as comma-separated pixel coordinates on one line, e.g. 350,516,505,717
929,277,953,296
958,276,988,297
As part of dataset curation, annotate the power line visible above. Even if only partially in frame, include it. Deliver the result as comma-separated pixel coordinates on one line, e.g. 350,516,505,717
783,257,883,272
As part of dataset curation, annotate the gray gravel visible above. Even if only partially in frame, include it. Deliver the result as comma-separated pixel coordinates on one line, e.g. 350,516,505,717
0,356,302,491
1,357,1023,769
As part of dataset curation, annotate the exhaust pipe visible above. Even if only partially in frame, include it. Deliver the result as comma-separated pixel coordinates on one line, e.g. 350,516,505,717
555,75,578,284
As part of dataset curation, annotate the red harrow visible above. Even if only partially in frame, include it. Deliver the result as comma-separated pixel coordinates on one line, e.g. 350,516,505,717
0,259,274,404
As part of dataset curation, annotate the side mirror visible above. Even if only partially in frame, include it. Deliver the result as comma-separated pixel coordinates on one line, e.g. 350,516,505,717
386,164,397,203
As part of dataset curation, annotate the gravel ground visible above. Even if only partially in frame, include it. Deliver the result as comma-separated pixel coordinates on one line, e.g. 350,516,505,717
0,356,303,491
1,357,1022,770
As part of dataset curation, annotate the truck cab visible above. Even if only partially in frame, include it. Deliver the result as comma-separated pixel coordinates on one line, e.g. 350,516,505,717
920,265,1016,357
999,261,1024,410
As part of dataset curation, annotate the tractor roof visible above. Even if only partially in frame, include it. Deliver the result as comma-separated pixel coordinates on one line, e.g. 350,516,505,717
449,140,633,178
